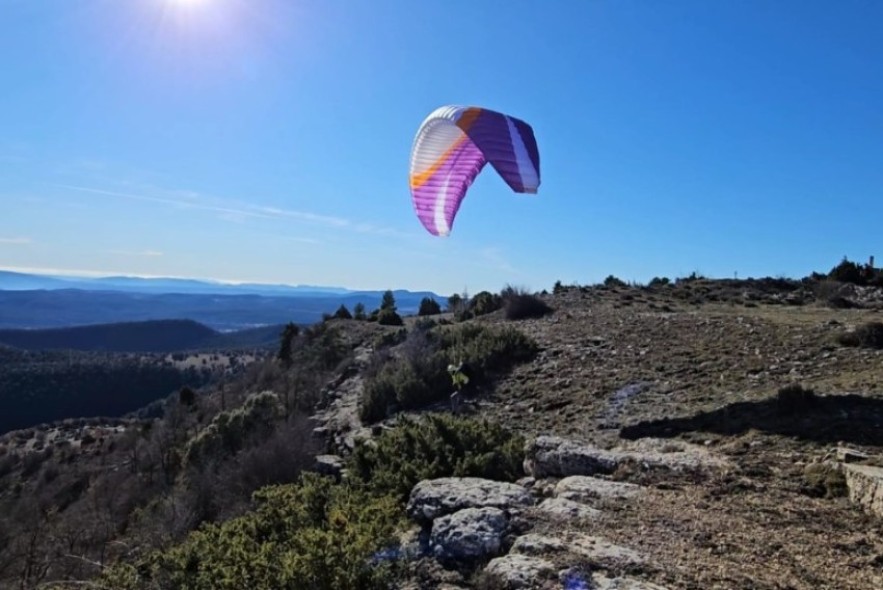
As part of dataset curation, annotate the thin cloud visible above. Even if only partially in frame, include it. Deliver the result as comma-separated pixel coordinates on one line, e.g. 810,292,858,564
56,185,271,220
0,237,33,245
257,206,350,228
108,249,164,257
56,183,411,237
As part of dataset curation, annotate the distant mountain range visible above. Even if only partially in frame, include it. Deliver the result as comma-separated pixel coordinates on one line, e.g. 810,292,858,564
0,319,284,352
0,271,443,330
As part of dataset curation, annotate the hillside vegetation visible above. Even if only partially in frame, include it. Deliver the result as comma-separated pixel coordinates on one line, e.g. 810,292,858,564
1,260,882,590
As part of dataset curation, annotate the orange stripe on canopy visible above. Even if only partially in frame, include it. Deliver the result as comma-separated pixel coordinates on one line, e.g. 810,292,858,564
409,134,469,189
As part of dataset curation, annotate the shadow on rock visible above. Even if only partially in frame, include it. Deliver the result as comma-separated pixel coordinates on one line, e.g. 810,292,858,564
620,387,883,447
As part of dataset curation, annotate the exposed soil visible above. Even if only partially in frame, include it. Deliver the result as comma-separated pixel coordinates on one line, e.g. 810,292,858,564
467,285,883,589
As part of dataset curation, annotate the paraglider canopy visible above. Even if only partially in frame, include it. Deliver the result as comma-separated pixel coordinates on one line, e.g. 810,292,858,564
409,105,541,237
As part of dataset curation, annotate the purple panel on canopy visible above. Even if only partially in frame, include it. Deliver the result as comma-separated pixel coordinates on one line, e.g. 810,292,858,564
411,138,487,236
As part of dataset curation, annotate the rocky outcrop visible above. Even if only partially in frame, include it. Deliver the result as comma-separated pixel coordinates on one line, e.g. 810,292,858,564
407,477,535,524
510,532,645,570
554,475,642,503
403,440,682,589
536,497,601,521
524,436,619,478
430,507,510,561
483,553,557,589
524,435,728,478
843,463,883,517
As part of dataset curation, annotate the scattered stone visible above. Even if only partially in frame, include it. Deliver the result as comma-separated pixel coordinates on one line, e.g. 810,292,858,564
430,507,509,562
844,464,883,517
483,553,557,589
407,477,534,524
510,532,645,570
590,573,670,589
535,498,601,521
569,534,646,568
554,475,642,504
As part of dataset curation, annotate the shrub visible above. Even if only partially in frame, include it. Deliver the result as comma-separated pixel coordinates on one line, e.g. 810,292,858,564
829,257,865,285
803,463,847,498
179,386,196,406
380,290,397,311
418,297,442,316
446,293,464,313
604,275,627,288
469,291,503,317
333,304,353,320
353,302,367,320
358,323,538,423
373,328,407,350
439,323,539,380
350,414,525,501
100,473,405,590
184,391,283,467
501,288,552,320
377,308,404,326
304,322,349,368
838,322,883,349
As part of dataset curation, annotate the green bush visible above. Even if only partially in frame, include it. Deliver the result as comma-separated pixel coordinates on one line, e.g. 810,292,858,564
469,291,503,317
439,323,538,380
303,322,349,368
373,328,407,350
353,302,367,320
184,391,283,467
604,275,627,288
333,304,353,320
100,473,406,590
501,288,552,320
838,322,883,349
418,297,442,316
377,308,404,326
350,414,525,501
829,257,865,285
358,324,537,423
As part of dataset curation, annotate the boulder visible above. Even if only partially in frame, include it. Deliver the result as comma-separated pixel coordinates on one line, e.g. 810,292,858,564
483,554,557,589
554,475,642,503
535,498,601,521
407,477,534,524
569,534,646,568
510,532,645,569
843,463,883,517
430,507,509,561
509,533,566,555
524,436,619,478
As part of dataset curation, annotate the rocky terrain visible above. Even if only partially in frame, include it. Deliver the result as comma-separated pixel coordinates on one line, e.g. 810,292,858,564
313,278,883,589
2,275,881,589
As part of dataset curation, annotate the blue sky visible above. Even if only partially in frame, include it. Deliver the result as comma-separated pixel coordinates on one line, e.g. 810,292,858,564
1,0,881,295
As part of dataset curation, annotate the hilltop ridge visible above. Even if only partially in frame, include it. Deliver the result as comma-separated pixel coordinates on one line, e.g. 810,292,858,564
0,269,881,589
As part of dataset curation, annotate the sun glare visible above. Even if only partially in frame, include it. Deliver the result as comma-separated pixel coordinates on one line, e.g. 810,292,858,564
168,0,209,10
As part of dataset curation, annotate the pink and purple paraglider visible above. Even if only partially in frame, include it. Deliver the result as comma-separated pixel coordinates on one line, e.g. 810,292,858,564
409,105,541,237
